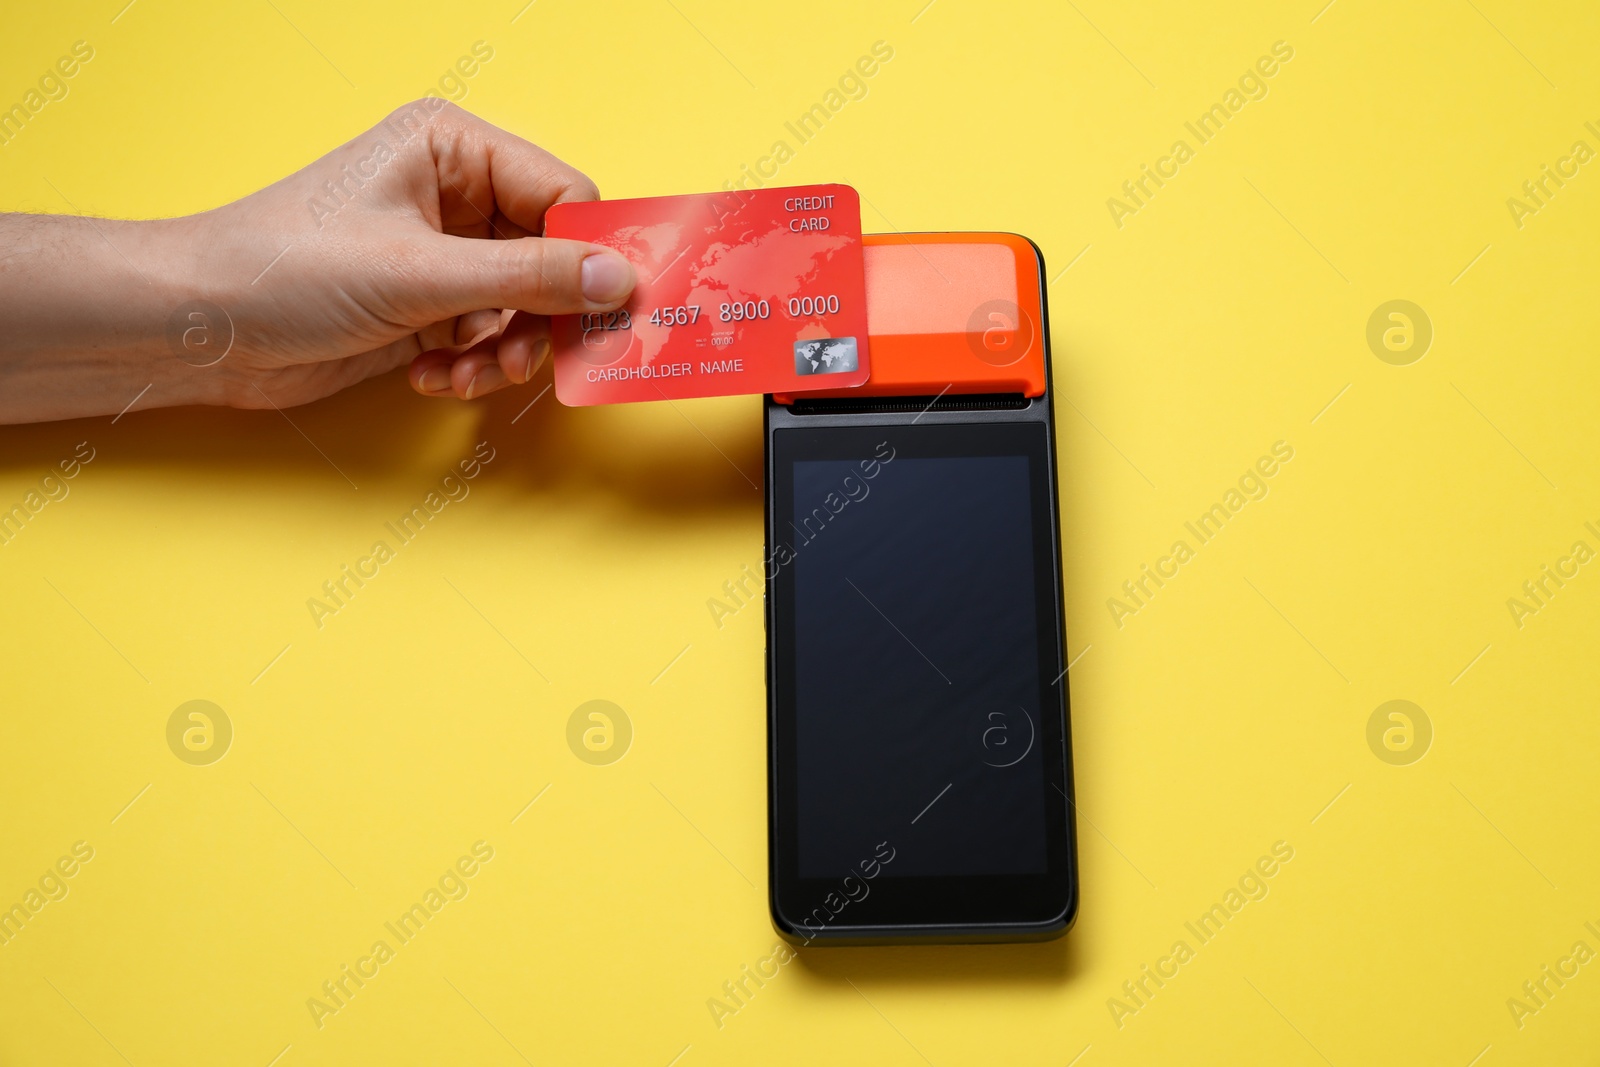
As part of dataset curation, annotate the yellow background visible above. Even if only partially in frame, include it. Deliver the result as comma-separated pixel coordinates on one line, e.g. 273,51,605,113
3,0,1598,1063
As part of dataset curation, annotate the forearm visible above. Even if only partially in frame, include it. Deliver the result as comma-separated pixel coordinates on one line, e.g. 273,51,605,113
0,213,221,424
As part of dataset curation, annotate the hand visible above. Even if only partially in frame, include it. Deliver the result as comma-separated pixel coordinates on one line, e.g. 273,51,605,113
195,98,636,406
0,99,637,423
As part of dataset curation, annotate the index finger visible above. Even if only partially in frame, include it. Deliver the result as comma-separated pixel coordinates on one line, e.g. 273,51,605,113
422,102,601,239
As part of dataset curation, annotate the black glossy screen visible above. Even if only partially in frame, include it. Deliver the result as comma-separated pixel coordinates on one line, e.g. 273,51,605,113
788,447,1048,879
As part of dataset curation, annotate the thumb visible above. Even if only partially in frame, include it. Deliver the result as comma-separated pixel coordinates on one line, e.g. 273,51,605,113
420,234,636,319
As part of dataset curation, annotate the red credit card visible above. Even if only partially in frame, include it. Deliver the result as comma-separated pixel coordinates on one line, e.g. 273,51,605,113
546,184,871,406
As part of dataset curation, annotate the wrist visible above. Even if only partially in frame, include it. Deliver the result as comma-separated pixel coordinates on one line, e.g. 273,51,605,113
146,212,243,409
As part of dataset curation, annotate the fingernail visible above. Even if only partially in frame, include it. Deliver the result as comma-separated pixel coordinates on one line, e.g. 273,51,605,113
581,252,634,304
464,364,506,400
526,339,552,383
419,367,452,394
